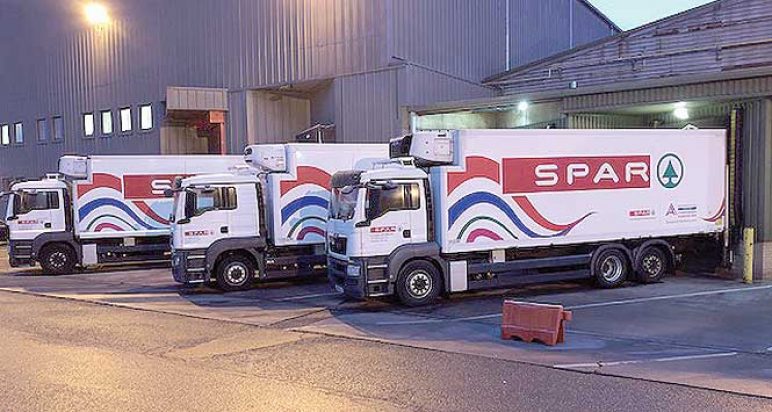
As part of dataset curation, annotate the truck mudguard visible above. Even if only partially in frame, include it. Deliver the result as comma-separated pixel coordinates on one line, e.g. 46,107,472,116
31,231,81,261
386,242,447,282
205,237,267,274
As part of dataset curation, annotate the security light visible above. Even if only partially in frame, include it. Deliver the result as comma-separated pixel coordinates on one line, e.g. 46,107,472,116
84,3,110,26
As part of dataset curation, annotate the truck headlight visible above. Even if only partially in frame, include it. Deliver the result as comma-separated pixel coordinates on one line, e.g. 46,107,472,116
172,254,182,267
346,264,361,278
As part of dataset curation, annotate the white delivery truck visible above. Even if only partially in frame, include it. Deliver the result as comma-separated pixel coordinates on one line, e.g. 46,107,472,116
327,129,727,306
5,155,244,274
170,143,388,291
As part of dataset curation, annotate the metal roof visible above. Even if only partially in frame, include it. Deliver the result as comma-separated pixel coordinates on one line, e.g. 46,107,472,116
484,0,772,95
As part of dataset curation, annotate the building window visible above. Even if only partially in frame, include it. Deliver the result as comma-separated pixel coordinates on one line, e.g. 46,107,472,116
120,107,132,132
14,122,23,144
52,116,64,142
1,124,9,146
101,110,113,135
37,119,49,143
139,104,153,130
83,113,95,137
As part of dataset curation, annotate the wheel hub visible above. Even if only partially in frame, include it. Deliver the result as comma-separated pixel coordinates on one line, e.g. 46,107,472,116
225,264,248,285
642,255,663,275
407,271,432,299
50,252,67,269
600,255,623,282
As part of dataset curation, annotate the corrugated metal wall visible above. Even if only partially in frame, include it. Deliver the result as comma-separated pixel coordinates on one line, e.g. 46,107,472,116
391,0,506,82
0,0,617,184
509,0,617,69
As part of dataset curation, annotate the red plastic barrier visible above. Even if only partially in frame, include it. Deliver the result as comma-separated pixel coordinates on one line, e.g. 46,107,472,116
501,300,572,346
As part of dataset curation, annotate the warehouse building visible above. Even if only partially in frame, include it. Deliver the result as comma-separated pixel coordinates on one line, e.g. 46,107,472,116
0,0,618,188
412,0,772,279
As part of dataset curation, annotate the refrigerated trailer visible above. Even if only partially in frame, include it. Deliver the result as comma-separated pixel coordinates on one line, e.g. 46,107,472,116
327,129,727,306
170,143,388,291
5,155,245,274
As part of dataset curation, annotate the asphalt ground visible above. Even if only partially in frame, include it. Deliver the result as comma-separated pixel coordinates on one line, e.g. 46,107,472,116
1,245,771,409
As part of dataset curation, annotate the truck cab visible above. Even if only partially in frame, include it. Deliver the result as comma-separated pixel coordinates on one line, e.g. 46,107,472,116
171,172,265,290
328,161,437,303
5,176,73,272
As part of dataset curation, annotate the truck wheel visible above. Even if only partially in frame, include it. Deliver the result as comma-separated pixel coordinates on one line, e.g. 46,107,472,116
215,255,254,292
396,260,441,307
39,244,76,275
636,246,668,283
593,248,629,288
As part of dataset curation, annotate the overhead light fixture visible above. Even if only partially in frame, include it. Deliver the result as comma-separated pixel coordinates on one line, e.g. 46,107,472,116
517,101,529,112
84,3,110,26
673,102,689,120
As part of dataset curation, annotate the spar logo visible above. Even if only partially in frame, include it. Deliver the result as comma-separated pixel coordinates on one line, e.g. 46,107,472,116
502,155,651,193
124,174,188,199
657,153,683,189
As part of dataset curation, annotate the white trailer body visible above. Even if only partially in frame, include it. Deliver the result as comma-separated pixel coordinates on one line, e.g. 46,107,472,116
6,155,244,273
262,144,389,247
434,129,726,254
69,155,245,239
326,129,727,306
170,143,388,290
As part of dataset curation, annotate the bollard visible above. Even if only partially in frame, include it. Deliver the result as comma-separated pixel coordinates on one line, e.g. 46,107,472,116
743,227,754,284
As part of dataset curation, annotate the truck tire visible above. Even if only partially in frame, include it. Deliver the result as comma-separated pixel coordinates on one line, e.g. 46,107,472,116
593,247,629,289
39,244,76,275
636,246,668,283
215,255,255,292
396,260,442,307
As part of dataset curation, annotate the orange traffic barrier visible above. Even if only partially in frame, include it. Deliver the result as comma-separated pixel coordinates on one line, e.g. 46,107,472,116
501,300,572,346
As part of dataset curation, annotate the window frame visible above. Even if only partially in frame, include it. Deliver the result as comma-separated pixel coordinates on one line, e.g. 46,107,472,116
139,103,153,131
13,122,23,145
13,191,60,215
184,186,238,219
366,182,420,221
83,112,95,138
100,109,113,136
0,124,9,146
52,116,64,142
36,118,49,143
119,107,132,133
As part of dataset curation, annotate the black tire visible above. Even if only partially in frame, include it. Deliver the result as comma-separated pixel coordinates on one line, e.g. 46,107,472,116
215,254,255,292
636,246,668,283
395,260,442,307
593,247,629,289
39,244,76,275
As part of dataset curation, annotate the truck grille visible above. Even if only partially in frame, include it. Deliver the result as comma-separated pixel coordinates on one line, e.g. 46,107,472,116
329,235,347,255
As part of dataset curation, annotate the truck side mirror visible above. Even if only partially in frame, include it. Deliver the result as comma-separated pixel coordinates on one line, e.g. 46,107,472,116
177,217,190,225
163,188,174,198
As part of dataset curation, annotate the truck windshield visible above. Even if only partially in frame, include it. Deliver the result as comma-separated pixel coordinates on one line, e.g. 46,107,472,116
331,186,359,221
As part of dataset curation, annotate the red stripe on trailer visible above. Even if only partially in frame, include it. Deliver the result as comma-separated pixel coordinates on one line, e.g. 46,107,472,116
94,222,125,232
280,166,332,196
297,225,326,240
133,201,170,225
447,156,500,195
466,228,503,243
77,173,122,198
513,196,579,232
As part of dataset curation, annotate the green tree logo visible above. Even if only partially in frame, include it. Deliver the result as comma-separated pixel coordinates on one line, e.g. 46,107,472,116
657,154,684,189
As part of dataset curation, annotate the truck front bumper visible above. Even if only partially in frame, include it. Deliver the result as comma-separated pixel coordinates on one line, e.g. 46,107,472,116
327,256,392,299
171,249,209,284
8,240,34,268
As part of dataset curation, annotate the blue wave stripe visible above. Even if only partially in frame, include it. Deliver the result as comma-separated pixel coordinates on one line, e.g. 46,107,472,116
448,192,552,239
281,196,329,224
79,198,163,230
